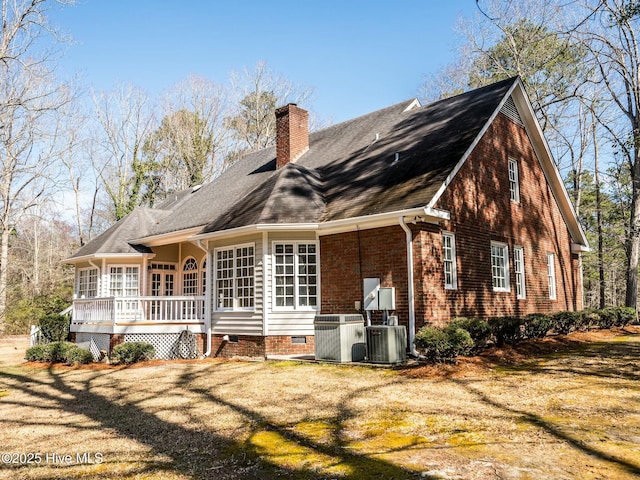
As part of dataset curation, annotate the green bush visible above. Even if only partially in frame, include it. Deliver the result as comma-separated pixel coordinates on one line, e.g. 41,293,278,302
551,310,585,335
415,325,474,362
598,306,636,328
64,346,93,365
25,344,47,361
25,341,91,365
488,316,525,346
449,317,492,352
38,314,70,343
523,313,553,339
111,342,155,364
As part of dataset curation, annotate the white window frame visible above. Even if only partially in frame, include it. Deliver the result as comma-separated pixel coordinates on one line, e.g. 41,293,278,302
273,241,319,311
442,232,457,290
491,242,510,292
547,252,557,300
508,158,520,203
76,267,98,299
513,246,526,299
214,243,255,311
108,265,140,297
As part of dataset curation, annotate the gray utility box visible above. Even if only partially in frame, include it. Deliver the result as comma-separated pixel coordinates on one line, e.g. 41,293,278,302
366,325,407,364
314,314,366,362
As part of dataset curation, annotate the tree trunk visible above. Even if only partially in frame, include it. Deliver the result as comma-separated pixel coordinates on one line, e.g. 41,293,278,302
625,143,640,309
593,123,605,308
0,228,10,333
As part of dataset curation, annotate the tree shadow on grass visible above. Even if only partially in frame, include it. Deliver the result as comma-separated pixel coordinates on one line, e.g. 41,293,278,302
0,364,428,479
449,334,640,478
176,366,428,480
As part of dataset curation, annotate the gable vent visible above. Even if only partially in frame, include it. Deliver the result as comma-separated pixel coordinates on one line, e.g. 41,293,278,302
500,96,524,127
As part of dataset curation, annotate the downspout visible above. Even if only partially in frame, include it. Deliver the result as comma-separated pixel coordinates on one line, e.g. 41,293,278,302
197,239,212,358
399,216,419,357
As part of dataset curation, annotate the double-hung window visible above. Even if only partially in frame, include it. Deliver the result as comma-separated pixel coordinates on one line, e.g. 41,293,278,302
77,268,98,298
109,266,139,297
513,246,526,299
491,242,510,292
547,253,557,300
215,244,254,310
508,158,520,203
442,232,457,290
274,242,318,309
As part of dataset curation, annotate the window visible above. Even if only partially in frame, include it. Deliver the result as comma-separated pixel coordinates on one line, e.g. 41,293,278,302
274,242,318,309
77,268,98,298
491,242,510,292
508,158,520,202
442,232,457,289
513,246,526,299
182,257,199,296
201,259,207,295
215,245,254,309
109,266,139,297
547,253,557,300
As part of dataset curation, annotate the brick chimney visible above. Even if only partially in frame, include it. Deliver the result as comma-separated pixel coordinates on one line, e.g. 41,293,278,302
275,103,309,169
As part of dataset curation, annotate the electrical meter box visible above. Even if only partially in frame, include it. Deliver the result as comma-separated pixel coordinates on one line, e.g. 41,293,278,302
363,278,380,311
378,287,396,310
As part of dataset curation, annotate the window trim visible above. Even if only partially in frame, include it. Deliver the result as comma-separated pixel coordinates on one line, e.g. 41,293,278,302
76,267,99,299
272,241,320,311
182,256,199,296
508,158,520,203
547,252,557,300
108,264,140,298
513,246,526,300
491,242,510,292
214,243,255,311
442,232,457,290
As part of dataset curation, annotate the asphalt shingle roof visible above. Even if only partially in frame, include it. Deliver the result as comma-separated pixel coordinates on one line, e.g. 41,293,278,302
69,77,517,258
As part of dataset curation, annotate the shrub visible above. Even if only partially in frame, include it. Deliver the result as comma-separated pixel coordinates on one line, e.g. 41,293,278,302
550,310,586,335
38,314,70,343
449,317,492,352
111,342,155,364
598,306,636,328
64,346,93,365
581,310,602,330
24,341,88,364
523,313,553,339
415,325,474,362
488,316,525,346
25,344,47,361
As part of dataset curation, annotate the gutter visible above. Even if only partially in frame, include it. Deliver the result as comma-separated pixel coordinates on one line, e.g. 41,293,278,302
399,216,419,357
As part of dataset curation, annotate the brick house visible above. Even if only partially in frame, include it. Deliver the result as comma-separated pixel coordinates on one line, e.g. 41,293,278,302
64,77,588,358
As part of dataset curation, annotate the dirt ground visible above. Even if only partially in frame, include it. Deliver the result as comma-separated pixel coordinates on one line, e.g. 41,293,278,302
0,328,639,480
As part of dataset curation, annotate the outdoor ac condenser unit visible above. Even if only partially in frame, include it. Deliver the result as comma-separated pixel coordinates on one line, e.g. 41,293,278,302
314,314,366,362
365,325,407,364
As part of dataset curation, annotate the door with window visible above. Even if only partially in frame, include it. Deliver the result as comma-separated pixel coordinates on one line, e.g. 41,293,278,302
148,264,176,320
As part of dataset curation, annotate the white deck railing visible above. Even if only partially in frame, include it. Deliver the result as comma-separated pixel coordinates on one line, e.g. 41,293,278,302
71,296,205,326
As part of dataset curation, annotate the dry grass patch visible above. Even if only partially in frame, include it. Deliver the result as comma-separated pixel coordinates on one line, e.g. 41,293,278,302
1,328,639,479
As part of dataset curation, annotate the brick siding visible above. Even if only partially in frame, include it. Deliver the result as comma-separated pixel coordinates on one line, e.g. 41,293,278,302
320,112,583,330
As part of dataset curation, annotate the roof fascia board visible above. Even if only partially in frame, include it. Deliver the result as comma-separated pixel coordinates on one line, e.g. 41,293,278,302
189,207,450,241
130,226,204,247
426,80,519,211
63,253,154,264
510,84,590,249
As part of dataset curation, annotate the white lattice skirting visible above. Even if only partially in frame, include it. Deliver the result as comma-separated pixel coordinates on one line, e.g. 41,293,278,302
75,333,110,361
123,332,201,359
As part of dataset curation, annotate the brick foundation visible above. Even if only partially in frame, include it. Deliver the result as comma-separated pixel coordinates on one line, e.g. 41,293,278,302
210,334,315,358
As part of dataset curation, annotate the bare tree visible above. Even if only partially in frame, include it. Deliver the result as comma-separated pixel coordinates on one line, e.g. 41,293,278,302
571,0,640,308
0,0,74,331
143,75,231,203
225,61,314,162
91,84,156,220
